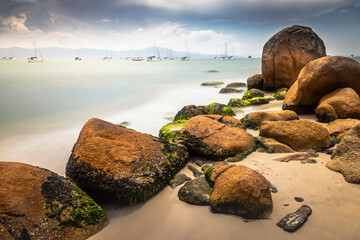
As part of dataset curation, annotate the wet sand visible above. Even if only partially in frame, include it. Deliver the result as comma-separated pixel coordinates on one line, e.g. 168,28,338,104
90,101,360,240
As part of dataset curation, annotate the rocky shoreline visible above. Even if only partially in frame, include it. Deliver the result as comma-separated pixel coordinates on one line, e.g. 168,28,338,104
1,25,360,240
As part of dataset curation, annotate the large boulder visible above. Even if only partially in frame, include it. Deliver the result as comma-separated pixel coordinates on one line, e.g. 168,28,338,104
315,88,360,122
259,120,331,151
179,115,255,160
262,25,326,90
283,56,360,114
241,110,298,129
0,162,106,240
247,74,264,90
327,123,360,183
66,118,188,204
209,164,273,219
326,118,360,139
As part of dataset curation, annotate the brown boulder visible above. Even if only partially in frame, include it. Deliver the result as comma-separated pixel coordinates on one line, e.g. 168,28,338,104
262,25,326,90
66,118,188,204
247,74,264,90
0,162,106,240
179,115,254,160
315,88,360,122
209,165,273,219
283,56,360,114
260,120,331,151
327,123,360,183
326,119,360,139
241,110,298,129
261,138,294,153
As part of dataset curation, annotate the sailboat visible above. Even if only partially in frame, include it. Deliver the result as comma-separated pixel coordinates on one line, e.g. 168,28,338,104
147,42,161,62
180,44,190,61
219,43,234,60
28,42,44,63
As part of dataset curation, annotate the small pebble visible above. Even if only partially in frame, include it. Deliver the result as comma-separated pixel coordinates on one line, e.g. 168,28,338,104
294,197,304,202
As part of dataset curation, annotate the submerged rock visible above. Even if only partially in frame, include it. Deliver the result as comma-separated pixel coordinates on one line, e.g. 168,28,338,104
277,205,312,232
0,162,106,240
219,87,244,93
327,123,360,183
247,74,264,90
262,25,326,90
179,115,255,160
209,164,273,219
178,177,213,206
283,56,360,114
226,82,247,88
260,120,331,151
174,105,206,121
201,81,224,86
241,110,298,129
315,88,360,122
169,173,191,189
187,164,203,177
66,118,189,204
242,89,264,100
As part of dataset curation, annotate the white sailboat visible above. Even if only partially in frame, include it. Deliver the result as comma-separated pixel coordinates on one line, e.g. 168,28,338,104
147,43,161,62
219,42,234,60
28,42,44,63
181,44,190,61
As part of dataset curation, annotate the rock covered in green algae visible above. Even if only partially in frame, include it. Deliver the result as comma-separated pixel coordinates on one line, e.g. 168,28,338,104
242,88,265,100
204,102,235,116
169,173,191,189
219,87,244,93
159,120,188,143
201,81,224,86
274,88,288,100
66,118,189,205
209,164,273,219
0,162,106,240
178,177,213,205
174,105,206,121
226,82,247,88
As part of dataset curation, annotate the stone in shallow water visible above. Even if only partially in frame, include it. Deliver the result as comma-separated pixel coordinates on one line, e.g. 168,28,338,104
277,205,312,232
187,165,203,177
178,177,213,206
169,174,191,189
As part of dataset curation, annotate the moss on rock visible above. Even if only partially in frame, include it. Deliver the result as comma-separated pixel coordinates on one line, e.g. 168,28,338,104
228,98,251,107
159,120,188,143
274,88,288,100
204,102,235,116
242,89,265,100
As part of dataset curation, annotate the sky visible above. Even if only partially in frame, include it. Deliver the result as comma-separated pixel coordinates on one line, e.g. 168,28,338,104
0,0,359,57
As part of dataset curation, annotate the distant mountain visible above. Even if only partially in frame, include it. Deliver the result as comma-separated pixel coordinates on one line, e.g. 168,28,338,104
0,47,225,59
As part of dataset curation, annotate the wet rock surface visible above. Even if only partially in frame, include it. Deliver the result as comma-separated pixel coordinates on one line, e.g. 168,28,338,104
242,110,298,129
187,164,203,177
178,177,213,205
277,205,312,232
169,173,191,189
219,87,244,93
247,74,264,90
174,105,206,121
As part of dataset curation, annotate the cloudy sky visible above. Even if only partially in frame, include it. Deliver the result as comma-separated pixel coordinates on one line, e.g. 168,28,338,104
0,0,359,56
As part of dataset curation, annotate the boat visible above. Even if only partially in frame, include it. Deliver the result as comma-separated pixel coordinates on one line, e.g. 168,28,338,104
181,44,191,61
351,54,355,58
27,42,44,63
248,55,252,59
132,56,144,61
219,43,235,60
75,57,82,61
147,43,161,62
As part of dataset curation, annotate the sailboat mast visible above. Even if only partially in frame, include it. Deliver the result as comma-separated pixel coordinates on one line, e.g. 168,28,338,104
224,42,228,57
33,41,37,57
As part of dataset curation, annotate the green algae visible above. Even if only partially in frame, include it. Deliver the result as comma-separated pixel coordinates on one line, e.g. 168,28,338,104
204,102,235,116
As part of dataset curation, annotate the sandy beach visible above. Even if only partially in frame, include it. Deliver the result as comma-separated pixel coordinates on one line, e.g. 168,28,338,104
90,101,360,240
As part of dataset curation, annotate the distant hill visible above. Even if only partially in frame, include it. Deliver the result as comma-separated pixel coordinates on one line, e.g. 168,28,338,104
0,47,228,59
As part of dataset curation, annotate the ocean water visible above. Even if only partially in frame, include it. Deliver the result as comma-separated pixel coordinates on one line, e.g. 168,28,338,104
0,58,260,174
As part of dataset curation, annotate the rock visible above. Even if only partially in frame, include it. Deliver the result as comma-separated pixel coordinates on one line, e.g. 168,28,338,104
274,88,288,100
269,181,278,193
195,160,204,167
228,98,252,107
262,25,326,90
159,120,188,143
204,162,233,186
204,102,235,116
283,56,360,114
315,88,360,122
226,82,247,88
201,81,224,86
174,105,206,121
66,118,189,204
274,152,317,162
247,74,264,90
241,110,298,129
206,70,218,73
258,137,295,153
169,173,191,189
219,87,244,93
327,123,360,183
301,159,317,164
187,165,203,177
209,165,273,219
277,205,312,232
178,177,213,205
260,120,331,151
247,97,270,105
242,89,264,100
294,197,304,202
179,115,255,160
0,162,106,240
218,116,244,128
325,147,335,155
326,119,360,139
